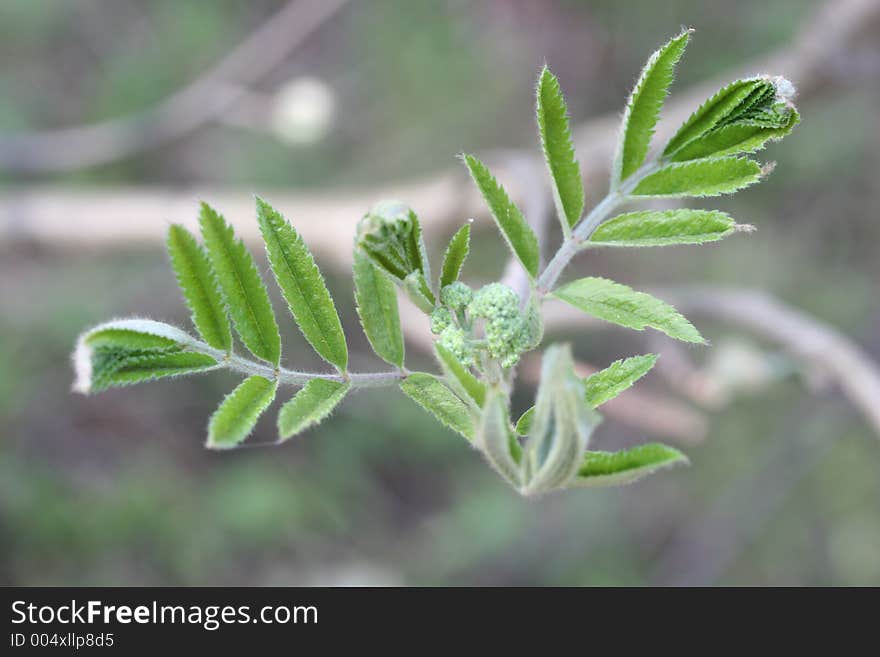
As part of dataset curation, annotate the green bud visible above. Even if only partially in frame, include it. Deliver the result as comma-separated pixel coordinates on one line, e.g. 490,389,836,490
437,325,474,367
440,282,473,311
468,283,530,368
430,307,454,335
356,200,431,284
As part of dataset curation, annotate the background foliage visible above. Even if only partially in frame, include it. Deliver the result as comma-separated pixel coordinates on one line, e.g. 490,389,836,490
2,0,880,585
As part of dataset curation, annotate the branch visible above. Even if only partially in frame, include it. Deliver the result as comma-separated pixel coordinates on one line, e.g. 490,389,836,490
0,0,352,173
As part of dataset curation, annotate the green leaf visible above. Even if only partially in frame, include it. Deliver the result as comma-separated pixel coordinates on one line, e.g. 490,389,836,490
435,343,486,407
514,406,535,436
631,157,763,198
584,354,658,407
439,223,471,288
353,250,404,367
475,389,522,487
670,107,800,161
167,224,232,352
207,375,277,449
90,350,218,392
461,153,540,278
400,372,475,441
199,202,281,366
82,319,194,351
590,209,737,247
521,344,599,494
536,66,584,230
663,78,768,156
552,277,704,344
613,29,690,184
277,379,350,441
573,443,688,487
256,197,348,371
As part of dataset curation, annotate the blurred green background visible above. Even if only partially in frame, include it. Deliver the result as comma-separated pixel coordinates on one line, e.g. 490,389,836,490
2,0,879,586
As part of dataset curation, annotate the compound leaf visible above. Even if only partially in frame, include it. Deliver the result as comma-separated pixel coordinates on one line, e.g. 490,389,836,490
207,375,277,449
462,153,540,278
256,197,347,371
278,379,350,441
552,277,704,344
199,202,281,366
353,249,405,367
400,372,475,441
537,66,584,230
590,209,737,247
167,224,231,352
613,29,690,184
572,443,688,487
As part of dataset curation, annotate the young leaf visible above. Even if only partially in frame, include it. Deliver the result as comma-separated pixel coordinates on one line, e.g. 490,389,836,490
584,354,658,407
439,223,471,288
80,319,195,351
551,277,705,344
613,29,690,184
435,343,486,408
199,202,281,366
400,372,475,441
277,379,350,442
353,250,404,368
572,443,688,487
670,108,800,161
536,66,584,230
514,406,535,437
167,224,232,352
256,197,348,371
590,209,737,247
662,77,767,156
90,351,218,392
521,344,598,495
631,157,763,198
475,389,522,487
207,375,277,449
461,153,540,278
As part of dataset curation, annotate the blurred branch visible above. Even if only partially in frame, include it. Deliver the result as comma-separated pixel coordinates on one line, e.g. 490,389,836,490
543,286,880,441
0,0,352,173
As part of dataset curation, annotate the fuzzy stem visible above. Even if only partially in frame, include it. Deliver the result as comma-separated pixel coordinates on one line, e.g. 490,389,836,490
189,340,407,388
534,160,661,295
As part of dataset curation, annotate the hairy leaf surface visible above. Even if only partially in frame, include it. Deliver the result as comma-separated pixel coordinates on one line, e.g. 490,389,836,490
167,224,232,351
590,210,736,247
353,250,404,367
278,379,350,441
573,443,688,487
462,153,540,278
613,29,690,183
256,197,347,371
552,277,704,343
584,354,658,407
435,343,486,407
207,375,277,449
439,224,471,288
537,66,584,230
400,372,474,440
199,202,281,366
631,157,763,198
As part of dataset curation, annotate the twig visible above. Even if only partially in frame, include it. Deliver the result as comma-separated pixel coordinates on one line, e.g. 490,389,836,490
0,0,352,173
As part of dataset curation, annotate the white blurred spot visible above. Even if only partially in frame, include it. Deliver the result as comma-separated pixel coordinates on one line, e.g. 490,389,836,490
272,76,336,145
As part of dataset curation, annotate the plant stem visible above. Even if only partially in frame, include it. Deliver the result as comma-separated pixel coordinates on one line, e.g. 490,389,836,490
534,161,661,296
188,340,407,388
